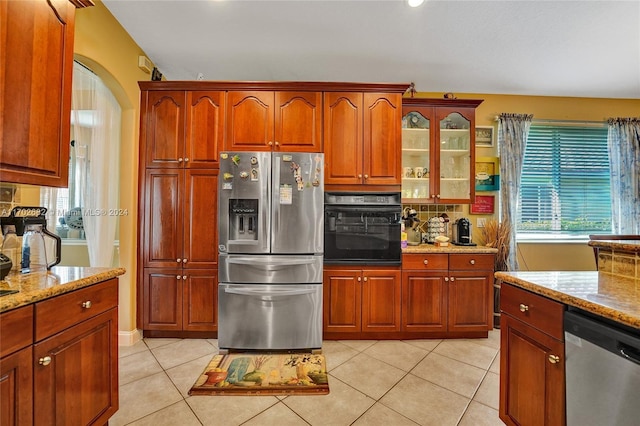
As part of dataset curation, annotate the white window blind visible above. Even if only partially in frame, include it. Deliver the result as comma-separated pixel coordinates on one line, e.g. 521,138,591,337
518,123,612,238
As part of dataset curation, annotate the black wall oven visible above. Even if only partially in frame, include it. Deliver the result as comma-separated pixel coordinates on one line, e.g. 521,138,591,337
324,192,402,265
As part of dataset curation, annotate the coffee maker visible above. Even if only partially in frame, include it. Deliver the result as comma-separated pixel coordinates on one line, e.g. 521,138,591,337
453,218,476,246
1,206,62,273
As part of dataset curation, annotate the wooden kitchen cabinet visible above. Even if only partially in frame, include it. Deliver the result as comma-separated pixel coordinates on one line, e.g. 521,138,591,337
225,91,322,152
401,98,483,203
499,283,565,426
0,0,92,187
323,267,401,337
324,92,402,187
401,253,493,337
140,168,218,334
142,90,224,168
142,268,218,332
0,305,34,426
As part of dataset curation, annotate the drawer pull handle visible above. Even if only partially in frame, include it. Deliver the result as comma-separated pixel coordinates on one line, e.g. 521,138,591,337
82,301,92,309
423,259,428,265
548,354,560,364
519,303,529,313
470,259,475,265
39,356,52,366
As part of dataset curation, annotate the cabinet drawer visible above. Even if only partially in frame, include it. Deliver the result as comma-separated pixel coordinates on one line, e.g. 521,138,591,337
0,305,34,358
402,254,448,270
449,254,494,271
501,283,564,340
35,279,118,341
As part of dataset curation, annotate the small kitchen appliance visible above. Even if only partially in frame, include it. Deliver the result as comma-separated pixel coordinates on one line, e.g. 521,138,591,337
402,208,421,246
1,206,62,273
452,217,476,246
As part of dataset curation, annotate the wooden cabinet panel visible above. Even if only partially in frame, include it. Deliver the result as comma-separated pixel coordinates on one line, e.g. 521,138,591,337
0,347,33,426
143,268,183,330
323,92,363,185
323,269,362,333
0,306,33,359
186,91,224,168
34,308,118,426
401,271,447,332
0,0,77,187
183,169,218,269
448,271,492,333
363,93,401,185
275,92,322,152
361,269,401,332
144,91,186,168
183,269,218,331
142,169,183,268
226,91,275,151
501,283,564,340
35,279,118,341
500,314,565,426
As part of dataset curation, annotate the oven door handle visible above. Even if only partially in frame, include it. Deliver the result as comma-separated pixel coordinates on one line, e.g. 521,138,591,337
325,205,400,213
224,287,317,297
227,257,316,266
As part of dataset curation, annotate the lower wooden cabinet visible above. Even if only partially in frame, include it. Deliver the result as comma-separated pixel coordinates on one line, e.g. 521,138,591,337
143,268,218,332
323,267,401,337
499,283,565,426
0,279,119,426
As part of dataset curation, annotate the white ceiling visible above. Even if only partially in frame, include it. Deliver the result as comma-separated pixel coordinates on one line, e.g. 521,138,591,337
102,0,640,99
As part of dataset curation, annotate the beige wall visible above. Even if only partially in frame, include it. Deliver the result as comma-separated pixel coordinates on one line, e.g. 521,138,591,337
74,0,150,336
67,5,640,335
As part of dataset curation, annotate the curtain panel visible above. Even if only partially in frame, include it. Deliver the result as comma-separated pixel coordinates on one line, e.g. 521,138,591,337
607,118,640,234
498,113,534,271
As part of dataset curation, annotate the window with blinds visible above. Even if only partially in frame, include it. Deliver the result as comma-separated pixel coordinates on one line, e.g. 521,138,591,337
517,123,612,239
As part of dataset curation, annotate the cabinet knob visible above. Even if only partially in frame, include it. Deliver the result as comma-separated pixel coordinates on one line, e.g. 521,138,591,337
81,301,92,309
548,354,560,364
176,275,181,280
436,194,441,198
358,174,363,179
39,356,52,366
268,141,273,146
444,277,449,282
178,157,183,162
184,157,189,162
423,259,429,265
363,277,368,282
519,303,529,313
357,277,361,282
177,259,182,263
469,259,475,265
275,141,279,146
450,277,455,282
182,258,187,263
182,275,187,280
364,174,369,179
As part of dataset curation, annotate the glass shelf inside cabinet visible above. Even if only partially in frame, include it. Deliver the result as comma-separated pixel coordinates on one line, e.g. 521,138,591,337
439,113,471,200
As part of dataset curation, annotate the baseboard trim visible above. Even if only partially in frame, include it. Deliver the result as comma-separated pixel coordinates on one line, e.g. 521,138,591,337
118,329,142,346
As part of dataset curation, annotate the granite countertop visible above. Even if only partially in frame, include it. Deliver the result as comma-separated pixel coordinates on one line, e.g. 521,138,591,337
0,266,126,313
403,244,499,254
587,239,640,252
495,270,640,329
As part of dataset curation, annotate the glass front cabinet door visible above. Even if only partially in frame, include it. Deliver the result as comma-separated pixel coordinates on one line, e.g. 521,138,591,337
401,98,483,204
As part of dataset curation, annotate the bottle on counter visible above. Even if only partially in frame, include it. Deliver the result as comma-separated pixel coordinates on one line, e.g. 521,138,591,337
401,222,408,249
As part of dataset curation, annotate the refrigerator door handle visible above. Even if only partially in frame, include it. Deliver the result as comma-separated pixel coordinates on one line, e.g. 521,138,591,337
272,155,281,242
224,287,317,297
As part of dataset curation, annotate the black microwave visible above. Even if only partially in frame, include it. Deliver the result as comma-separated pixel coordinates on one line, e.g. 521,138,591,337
324,192,402,265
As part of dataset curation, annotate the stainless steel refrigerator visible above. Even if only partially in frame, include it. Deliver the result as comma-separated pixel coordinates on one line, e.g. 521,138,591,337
218,152,324,351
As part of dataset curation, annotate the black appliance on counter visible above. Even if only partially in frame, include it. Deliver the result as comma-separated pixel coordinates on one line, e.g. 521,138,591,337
324,192,402,265
452,217,476,246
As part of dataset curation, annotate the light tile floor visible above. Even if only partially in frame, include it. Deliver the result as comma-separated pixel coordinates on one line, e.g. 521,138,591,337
111,330,505,426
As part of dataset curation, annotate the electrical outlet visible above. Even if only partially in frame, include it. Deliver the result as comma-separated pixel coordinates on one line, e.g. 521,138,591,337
477,218,486,228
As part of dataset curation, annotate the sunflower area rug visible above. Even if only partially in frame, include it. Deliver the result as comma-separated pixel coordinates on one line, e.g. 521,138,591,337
189,353,329,396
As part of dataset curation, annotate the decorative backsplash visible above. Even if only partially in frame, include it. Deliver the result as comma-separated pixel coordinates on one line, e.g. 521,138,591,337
402,203,464,240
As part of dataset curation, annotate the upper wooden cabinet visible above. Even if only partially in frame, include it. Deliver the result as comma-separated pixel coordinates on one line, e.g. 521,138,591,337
141,91,224,168
401,98,483,204
0,0,92,187
324,92,402,187
225,91,322,152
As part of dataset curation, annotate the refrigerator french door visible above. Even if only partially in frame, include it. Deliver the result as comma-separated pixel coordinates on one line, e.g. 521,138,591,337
218,152,324,351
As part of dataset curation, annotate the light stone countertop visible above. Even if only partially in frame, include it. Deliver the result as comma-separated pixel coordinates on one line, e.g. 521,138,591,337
587,239,640,252
495,270,640,330
403,244,499,254
0,266,126,313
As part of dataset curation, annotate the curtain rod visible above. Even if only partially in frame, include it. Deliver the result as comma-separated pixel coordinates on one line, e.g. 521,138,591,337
493,116,606,127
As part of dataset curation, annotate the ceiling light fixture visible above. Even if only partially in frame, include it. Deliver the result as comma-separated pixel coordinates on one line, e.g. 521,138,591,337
407,0,424,7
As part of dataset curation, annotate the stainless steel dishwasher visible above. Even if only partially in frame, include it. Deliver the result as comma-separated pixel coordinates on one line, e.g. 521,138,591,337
564,309,640,426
